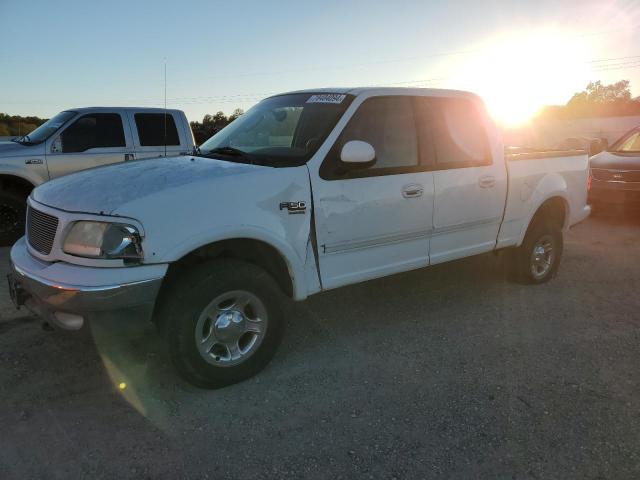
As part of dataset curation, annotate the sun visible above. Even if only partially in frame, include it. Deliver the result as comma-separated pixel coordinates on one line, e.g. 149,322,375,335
447,28,591,127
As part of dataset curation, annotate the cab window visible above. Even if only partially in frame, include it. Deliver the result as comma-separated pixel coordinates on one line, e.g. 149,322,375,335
320,96,420,179
61,113,125,153
134,113,180,146
424,97,491,168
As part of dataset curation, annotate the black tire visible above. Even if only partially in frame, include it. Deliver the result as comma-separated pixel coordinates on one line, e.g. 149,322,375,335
158,259,286,389
0,189,27,247
511,216,563,285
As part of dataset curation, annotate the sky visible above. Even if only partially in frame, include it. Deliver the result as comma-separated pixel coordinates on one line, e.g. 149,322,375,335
1,0,640,126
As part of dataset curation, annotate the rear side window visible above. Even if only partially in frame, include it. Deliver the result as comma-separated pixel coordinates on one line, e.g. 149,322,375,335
61,113,125,153
340,96,418,170
427,97,491,168
134,113,180,146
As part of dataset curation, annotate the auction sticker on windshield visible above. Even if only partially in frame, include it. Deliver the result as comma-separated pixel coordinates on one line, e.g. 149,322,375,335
307,94,346,104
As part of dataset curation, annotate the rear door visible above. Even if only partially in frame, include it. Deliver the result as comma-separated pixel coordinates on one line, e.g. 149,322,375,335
45,111,133,178
127,111,189,159
312,95,435,289
422,96,507,264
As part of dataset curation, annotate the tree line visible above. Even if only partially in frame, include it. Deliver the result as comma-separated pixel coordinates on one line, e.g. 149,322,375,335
189,108,244,145
0,113,47,137
537,80,640,120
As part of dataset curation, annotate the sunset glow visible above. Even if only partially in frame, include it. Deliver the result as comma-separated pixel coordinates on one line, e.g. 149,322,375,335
449,29,592,126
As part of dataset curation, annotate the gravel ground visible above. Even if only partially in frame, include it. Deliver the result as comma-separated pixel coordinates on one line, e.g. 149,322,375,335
0,212,639,479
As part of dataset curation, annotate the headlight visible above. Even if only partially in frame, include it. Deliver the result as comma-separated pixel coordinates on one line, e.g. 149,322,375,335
63,221,143,261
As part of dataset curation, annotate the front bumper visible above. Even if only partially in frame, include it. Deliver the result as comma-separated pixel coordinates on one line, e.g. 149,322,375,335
9,237,168,330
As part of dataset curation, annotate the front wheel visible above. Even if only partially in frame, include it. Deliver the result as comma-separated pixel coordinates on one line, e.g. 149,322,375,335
159,259,286,388
511,218,563,284
0,190,27,247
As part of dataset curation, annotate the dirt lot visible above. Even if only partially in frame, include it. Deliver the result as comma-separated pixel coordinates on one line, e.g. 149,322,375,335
1,213,639,479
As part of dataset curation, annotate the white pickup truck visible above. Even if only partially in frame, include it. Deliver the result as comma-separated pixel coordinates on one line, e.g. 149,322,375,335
0,107,194,245
8,88,590,388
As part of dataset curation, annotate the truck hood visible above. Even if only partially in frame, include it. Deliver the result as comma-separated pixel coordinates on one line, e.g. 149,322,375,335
32,156,262,214
0,141,44,158
590,150,640,170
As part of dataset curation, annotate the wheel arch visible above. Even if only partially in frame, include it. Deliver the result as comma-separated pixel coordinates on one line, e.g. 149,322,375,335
157,235,305,306
518,195,569,246
0,173,36,196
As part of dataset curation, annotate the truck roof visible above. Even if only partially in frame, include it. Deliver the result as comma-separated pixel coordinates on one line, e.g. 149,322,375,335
272,87,481,100
62,107,184,113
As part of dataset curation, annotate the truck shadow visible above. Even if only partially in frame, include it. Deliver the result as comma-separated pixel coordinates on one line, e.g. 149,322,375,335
44,249,510,404
25,249,511,393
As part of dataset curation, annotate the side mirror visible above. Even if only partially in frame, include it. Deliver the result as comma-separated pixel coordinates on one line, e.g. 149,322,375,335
51,136,62,153
589,138,608,156
340,140,376,168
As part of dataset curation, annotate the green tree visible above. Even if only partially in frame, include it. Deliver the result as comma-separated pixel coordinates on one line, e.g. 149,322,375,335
539,80,640,120
568,80,632,106
228,108,244,122
190,110,239,145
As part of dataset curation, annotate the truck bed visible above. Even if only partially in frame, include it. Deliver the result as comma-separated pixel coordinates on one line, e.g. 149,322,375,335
497,150,590,249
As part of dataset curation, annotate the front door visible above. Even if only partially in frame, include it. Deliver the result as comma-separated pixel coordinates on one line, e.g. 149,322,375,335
312,96,435,290
46,112,132,178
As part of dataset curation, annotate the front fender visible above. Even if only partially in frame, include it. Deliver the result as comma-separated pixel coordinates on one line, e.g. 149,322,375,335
158,225,308,300
0,162,47,188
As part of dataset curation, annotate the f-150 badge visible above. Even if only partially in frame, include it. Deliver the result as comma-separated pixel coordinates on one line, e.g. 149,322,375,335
279,201,307,215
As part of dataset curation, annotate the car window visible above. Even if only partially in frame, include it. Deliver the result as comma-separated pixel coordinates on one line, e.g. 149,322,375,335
427,97,490,167
134,113,180,146
199,93,354,167
232,107,302,149
617,131,640,152
19,110,76,145
340,96,418,170
61,113,125,153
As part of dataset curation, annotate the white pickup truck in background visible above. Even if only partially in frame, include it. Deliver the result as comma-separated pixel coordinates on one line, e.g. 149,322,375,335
0,107,194,245
8,88,590,388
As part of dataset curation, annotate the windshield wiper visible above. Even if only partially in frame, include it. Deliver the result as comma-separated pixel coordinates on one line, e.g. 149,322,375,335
202,146,256,165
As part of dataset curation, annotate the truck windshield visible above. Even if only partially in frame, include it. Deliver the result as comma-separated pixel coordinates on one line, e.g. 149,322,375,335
198,93,353,166
14,110,77,145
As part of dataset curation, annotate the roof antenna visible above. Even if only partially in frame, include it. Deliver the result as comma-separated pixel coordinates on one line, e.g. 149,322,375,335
163,58,167,157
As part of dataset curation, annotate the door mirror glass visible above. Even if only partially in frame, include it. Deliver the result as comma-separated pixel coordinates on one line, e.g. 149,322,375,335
340,140,376,167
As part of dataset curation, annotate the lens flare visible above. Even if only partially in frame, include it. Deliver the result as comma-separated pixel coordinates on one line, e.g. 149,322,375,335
446,28,591,126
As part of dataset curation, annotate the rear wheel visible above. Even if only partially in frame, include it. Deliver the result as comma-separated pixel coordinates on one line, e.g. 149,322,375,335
159,259,286,388
0,190,27,247
511,217,563,284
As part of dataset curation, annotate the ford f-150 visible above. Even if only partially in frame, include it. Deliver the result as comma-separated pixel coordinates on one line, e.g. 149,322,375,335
8,88,591,388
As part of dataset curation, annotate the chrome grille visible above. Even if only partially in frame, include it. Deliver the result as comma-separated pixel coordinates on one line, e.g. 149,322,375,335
591,169,640,183
27,206,59,255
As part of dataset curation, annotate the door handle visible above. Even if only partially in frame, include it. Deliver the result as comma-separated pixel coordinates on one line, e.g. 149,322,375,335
124,153,135,161
478,175,496,188
402,184,424,198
